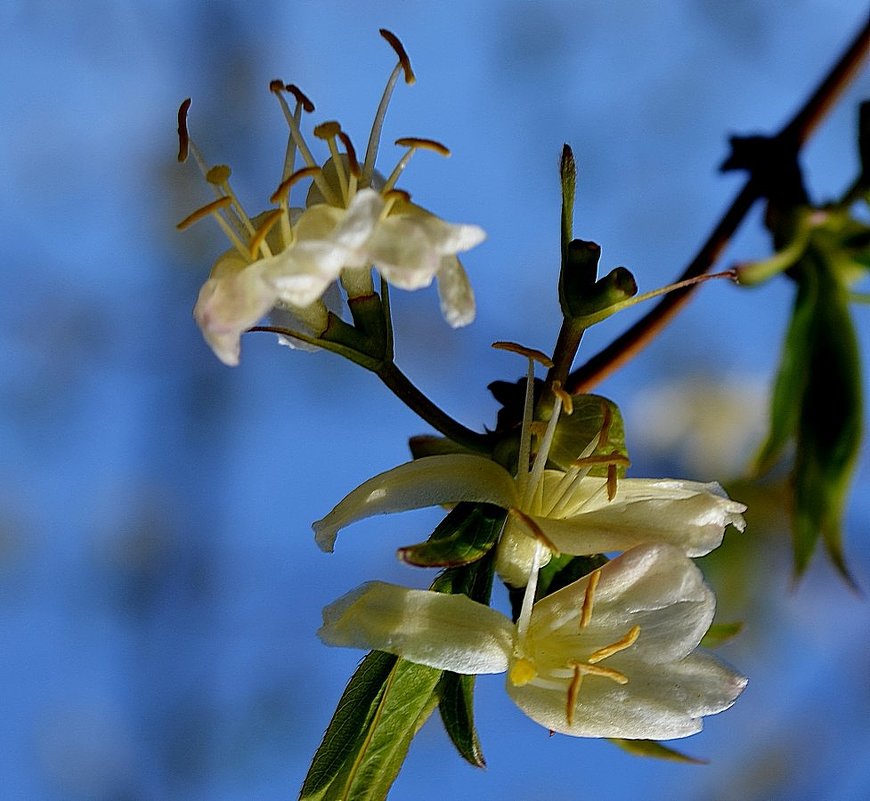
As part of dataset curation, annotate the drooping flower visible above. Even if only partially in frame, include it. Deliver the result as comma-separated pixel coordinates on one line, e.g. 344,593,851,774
319,542,747,739
313,347,746,585
177,30,484,365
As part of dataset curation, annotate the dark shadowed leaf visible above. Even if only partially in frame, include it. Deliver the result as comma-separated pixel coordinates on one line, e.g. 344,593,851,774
549,394,628,476
398,503,506,567
300,652,442,801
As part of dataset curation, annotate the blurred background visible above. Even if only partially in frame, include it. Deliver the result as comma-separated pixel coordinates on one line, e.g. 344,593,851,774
2,1,869,799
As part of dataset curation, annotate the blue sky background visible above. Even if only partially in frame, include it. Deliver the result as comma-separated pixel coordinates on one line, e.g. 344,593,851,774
2,2,870,800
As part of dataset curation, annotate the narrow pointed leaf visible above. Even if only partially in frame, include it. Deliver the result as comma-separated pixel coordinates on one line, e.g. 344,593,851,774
398,502,506,567
300,651,443,801
700,621,745,648
437,672,485,768
792,255,862,582
609,738,707,764
753,274,814,476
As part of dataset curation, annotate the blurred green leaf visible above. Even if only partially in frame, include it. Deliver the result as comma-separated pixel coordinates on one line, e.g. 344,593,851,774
398,502,506,568
550,394,628,477
753,270,815,475
753,239,862,581
300,652,442,801
700,621,744,648
791,254,862,582
609,738,707,764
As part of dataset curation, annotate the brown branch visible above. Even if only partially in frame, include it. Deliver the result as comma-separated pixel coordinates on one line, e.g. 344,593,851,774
566,16,870,394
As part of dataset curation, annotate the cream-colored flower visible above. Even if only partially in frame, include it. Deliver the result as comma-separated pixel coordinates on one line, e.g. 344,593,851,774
313,352,746,585
319,542,747,739
178,30,483,365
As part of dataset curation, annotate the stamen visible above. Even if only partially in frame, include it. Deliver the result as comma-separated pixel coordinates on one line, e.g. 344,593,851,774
270,166,323,205
579,569,601,628
381,137,451,193
206,164,232,185
552,383,574,415
607,463,618,501
566,667,583,726
314,121,349,204
515,540,544,642
394,136,450,156
314,121,342,139
270,81,338,205
379,29,416,84
176,196,249,259
278,84,313,189
598,401,613,450
507,508,560,555
338,131,360,178
570,662,629,684
285,83,315,113
177,98,192,162
362,30,416,185
176,196,233,230
524,383,565,512
248,208,284,259
516,356,535,499
571,453,631,469
492,341,554,368
588,625,641,663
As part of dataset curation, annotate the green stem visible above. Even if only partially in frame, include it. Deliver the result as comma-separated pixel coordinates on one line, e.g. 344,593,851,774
376,361,491,453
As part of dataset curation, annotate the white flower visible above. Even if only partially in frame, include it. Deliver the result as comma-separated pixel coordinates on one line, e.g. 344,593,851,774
179,30,483,365
313,353,746,584
319,542,747,739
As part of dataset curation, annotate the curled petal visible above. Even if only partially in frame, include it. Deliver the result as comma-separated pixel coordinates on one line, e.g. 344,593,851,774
533,544,714,662
193,257,276,366
538,477,746,557
319,581,514,674
436,255,476,327
313,454,518,552
508,650,746,740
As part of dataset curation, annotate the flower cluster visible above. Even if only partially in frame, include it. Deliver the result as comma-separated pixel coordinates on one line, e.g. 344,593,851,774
178,30,484,366
315,346,747,740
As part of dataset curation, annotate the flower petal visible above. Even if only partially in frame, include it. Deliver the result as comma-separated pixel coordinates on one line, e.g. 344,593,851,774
507,650,746,739
192,257,277,366
532,544,715,663
538,477,746,557
436,256,476,327
313,454,518,552
319,581,514,674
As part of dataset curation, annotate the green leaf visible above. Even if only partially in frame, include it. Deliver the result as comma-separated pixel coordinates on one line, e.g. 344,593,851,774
559,239,602,319
609,738,707,764
700,621,744,648
791,253,862,582
753,271,815,476
398,503,506,568
431,544,496,766
437,672,485,768
300,652,443,801
549,394,629,477
407,434,470,459
560,144,577,259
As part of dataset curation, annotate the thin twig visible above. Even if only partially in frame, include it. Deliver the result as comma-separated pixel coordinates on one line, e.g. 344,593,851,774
566,17,870,394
